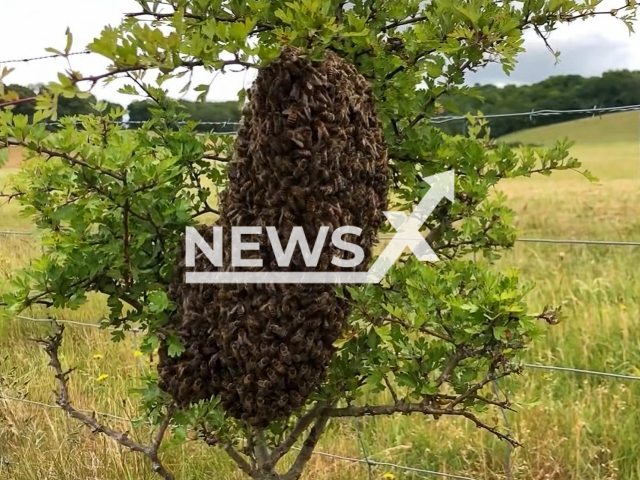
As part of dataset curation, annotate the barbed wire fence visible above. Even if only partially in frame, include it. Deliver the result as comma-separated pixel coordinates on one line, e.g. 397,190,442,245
0,51,92,65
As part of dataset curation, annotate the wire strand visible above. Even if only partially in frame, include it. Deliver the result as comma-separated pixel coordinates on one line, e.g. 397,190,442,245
11,315,640,381
430,104,640,124
14,315,142,333
294,447,479,480
0,394,131,422
0,51,92,65
524,363,640,381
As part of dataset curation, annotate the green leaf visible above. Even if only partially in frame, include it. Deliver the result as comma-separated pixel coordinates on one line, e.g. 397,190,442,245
65,27,74,55
0,148,8,168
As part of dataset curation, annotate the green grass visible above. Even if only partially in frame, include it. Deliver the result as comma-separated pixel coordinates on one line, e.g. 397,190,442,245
1,111,639,479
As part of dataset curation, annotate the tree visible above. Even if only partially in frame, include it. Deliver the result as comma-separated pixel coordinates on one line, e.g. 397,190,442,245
0,83,123,124
0,1,636,479
128,99,241,131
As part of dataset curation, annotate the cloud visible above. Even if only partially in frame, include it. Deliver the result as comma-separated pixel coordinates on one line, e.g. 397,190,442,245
467,34,635,86
467,11,640,86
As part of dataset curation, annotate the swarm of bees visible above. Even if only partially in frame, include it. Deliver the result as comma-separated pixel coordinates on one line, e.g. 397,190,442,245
158,47,389,427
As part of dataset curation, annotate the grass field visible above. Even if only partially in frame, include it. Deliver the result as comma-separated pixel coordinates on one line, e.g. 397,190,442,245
0,111,639,480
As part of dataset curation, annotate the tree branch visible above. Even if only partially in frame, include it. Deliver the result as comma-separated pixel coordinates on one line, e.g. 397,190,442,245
4,139,124,182
223,443,255,477
35,324,176,480
270,404,324,466
0,97,37,108
282,413,331,480
323,401,519,447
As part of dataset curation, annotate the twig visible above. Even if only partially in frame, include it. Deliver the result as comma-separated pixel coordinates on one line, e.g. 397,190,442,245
0,97,37,108
323,403,519,447
3,139,125,182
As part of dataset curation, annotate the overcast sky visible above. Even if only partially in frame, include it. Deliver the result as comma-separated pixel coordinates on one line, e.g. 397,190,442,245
1,0,638,105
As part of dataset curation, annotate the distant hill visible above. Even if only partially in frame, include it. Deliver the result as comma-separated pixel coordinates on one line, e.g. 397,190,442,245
500,110,639,146
499,111,639,181
442,70,640,137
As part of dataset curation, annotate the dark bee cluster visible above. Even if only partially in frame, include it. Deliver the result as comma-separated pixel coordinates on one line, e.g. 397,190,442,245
158,47,388,427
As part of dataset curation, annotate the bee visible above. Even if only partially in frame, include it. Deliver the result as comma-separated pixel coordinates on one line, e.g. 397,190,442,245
289,391,303,405
268,322,288,338
257,379,271,389
294,159,309,176
320,111,335,123
272,360,286,375
279,344,291,364
258,357,270,369
230,303,246,316
266,368,278,382
279,209,296,224
321,184,334,196
283,107,299,127
237,329,251,346
315,121,329,141
260,300,276,317
306,196,317,213
334,176,347,192
242,398,254,414
291,328,305,344
315,90,330,104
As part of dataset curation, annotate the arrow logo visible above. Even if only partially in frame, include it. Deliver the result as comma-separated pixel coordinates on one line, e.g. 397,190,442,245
365,170,455,283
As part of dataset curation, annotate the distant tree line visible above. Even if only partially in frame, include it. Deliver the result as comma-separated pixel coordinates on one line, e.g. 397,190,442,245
128,100,241,132
2,84,123,121
442,70,640,137
1,84,242,132
4,70,639,136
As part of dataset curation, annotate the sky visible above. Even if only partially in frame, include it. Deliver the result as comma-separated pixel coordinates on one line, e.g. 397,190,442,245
0,0,638,106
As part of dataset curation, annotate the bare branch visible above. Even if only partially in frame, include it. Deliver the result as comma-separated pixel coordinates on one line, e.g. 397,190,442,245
323,401,519,447
0,97,37,108
35,324,176,480
223,443,255,477
270,404,323,466
202,153,230,162
71,58,256,87
3,139,125,182
282,413,331,480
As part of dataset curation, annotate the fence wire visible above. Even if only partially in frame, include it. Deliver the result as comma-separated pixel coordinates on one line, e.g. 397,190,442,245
11,313,640,381
3,229,640,247
13,314,142,333
0,394,131,422
292,447,479,480
0,51,92,65
430,104,640,124
0,389,481,480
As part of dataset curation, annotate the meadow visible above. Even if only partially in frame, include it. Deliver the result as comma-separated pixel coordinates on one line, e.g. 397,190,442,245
0,111,639,480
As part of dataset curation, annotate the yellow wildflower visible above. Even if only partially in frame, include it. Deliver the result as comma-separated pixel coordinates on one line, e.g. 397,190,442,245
382,474,395,480
93,353,104,360
134,351,143,358
96,373,109,382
